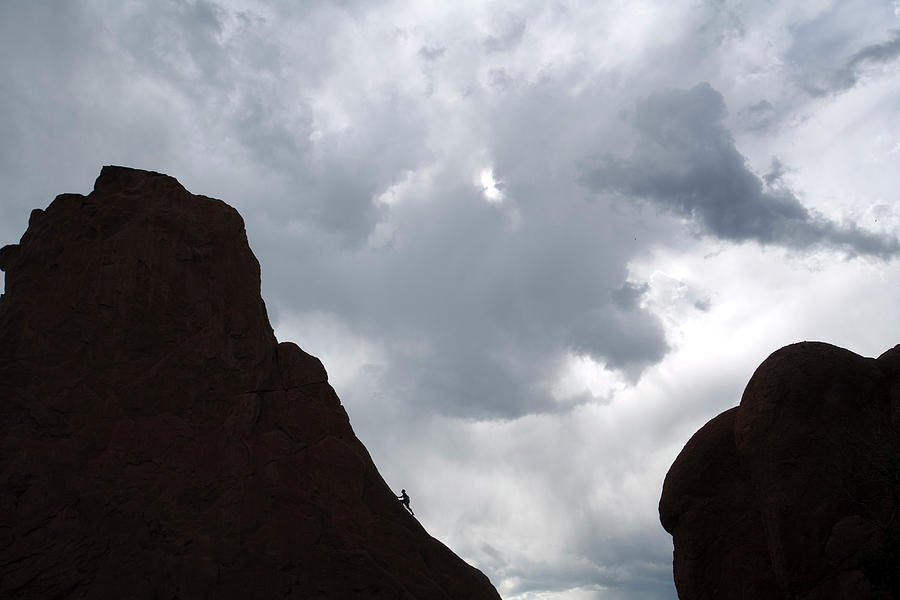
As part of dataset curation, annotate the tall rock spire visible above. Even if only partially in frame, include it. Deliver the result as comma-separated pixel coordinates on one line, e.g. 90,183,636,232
0,166,501,599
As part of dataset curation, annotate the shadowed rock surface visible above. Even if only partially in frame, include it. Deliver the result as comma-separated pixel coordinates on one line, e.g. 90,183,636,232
660,341,900,599
0,166,502,599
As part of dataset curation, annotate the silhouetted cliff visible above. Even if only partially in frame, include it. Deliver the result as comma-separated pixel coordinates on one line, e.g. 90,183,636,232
0,166,501,599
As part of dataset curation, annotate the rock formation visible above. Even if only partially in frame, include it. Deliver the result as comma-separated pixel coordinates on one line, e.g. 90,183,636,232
660,341,900,599
0,166,502,599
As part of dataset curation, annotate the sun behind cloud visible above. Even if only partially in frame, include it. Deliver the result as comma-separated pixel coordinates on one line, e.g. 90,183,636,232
480,167,503,202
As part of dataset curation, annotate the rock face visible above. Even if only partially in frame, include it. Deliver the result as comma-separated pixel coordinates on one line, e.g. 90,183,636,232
0,166,502,599
660,341,900,599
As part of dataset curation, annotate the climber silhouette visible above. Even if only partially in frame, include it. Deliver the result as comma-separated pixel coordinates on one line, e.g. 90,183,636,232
397,489,414,515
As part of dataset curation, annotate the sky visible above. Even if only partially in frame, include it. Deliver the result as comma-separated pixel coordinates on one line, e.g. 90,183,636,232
2,1,900,598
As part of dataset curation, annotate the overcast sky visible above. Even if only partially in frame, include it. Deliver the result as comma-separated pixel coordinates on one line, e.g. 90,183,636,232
3,1,900,598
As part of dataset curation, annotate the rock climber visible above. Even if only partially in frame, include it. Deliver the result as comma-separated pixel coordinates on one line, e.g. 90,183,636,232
397,489,414,515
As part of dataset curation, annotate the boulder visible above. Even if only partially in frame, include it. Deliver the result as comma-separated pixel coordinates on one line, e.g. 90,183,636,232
661,341,900,599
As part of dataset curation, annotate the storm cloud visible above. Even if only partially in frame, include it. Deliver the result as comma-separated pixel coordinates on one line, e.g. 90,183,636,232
583,83,899,257
785,2,900,98
806,29,900,96
3,1,900,599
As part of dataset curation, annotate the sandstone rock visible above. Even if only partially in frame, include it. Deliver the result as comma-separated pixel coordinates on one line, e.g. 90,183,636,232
661,341,900,599
0,166,501,599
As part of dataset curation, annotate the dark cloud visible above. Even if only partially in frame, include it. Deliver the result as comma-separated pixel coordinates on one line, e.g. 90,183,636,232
742,99,776,132
259,169,669,419
241,61,677,420
785,1,900,97
748,99,773,113
611,282,649,311
762,157,789,188
825,29,900,93
847,28,900,65
582,83,899,258
804,29,900,96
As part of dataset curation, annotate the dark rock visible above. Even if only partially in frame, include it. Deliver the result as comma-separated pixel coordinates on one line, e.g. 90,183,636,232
659,408,779,599
661,341,900,599
0,166,501,599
